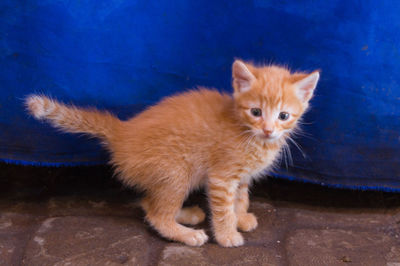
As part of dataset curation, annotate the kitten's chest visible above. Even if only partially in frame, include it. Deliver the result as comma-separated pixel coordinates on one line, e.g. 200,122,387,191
240,145,280,182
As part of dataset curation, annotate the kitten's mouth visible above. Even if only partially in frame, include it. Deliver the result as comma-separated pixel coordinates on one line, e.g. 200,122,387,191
260,133,280,142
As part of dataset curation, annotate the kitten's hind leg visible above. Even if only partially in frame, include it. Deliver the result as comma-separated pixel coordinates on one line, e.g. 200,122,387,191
176,205,206,225
141,191,208,246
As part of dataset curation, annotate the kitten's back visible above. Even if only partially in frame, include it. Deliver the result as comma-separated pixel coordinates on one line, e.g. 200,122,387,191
116,89,236,144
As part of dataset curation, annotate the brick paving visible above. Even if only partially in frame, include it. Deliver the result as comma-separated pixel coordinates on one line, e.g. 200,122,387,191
0,164,399,265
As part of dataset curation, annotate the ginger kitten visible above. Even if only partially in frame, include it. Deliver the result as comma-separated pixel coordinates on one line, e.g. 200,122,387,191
26,60,319,247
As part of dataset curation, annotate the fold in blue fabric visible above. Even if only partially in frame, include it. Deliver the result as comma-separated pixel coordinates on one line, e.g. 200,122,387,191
1,0,399,191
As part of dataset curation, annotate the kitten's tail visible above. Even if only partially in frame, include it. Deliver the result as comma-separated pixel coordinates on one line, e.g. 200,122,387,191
25,95,121,141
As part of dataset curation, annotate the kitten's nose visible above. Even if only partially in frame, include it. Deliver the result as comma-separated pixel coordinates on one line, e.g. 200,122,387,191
263,128,273,137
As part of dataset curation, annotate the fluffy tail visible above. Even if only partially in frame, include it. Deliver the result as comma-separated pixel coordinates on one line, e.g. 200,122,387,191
25,95,121,141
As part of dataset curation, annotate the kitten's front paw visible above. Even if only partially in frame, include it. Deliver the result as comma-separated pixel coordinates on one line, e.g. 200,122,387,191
182,229,209,246
237,212,258,232
215,231,244,247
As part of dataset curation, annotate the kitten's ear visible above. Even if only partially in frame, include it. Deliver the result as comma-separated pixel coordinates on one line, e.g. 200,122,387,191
232,60,256,93
293,71,319,102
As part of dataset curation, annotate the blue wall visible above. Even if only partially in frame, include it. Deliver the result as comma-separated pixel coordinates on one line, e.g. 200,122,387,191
1,0,399,190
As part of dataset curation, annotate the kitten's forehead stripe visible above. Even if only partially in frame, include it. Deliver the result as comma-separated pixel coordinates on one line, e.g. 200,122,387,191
238,65,304,116
247,101,259,108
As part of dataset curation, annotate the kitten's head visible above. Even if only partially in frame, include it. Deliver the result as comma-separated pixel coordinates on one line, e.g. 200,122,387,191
232,60,319,142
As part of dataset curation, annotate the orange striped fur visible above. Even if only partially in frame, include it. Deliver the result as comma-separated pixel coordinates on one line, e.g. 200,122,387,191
25,60,319,247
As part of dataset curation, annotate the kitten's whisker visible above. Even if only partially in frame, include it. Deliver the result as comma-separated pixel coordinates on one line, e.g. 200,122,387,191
287,136,307,158
279,142,288,169
291,129,318,142
244,133,256,151
285,142,293,166
294,133,317,142
239,136,250,150
284,144,289,168
238,129,253,137
237,132,253,150
297,121,315,125
281,145,288,169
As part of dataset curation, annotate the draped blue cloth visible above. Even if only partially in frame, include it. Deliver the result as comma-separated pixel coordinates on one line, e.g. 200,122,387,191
1,0,399,191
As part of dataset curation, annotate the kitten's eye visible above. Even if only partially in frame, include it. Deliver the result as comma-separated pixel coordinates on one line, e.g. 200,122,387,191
250,108,262,117
278,112,290,121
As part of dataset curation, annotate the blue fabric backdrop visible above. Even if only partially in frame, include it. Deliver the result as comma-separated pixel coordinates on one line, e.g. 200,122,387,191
1,0,399,191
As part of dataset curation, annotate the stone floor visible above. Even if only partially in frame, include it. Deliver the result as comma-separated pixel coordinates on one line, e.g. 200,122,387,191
0,164,399,265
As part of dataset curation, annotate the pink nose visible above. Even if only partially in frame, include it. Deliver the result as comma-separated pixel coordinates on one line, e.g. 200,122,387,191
263,129,273,136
